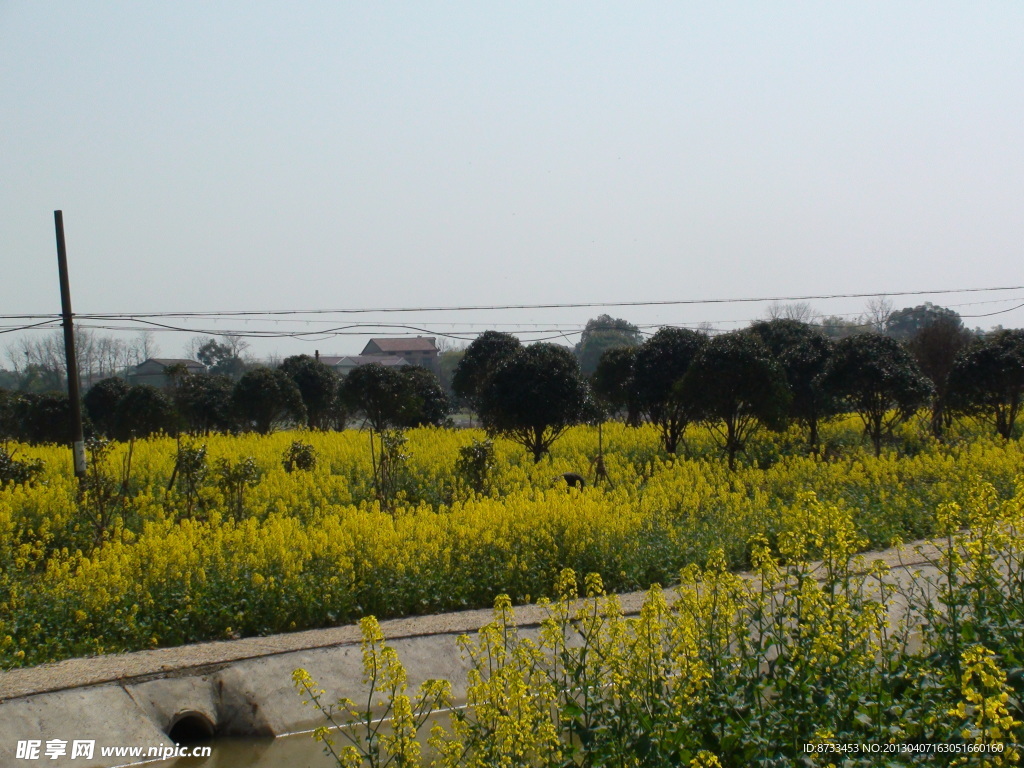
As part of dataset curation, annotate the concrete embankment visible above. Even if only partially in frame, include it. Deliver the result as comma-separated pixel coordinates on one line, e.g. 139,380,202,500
0,541,943,768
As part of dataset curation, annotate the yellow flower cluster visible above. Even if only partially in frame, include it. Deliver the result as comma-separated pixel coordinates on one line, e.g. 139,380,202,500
297,474,1024,766
2,419,1024,668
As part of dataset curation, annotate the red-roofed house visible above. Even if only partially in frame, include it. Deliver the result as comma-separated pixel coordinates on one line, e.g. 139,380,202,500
360,337,439,374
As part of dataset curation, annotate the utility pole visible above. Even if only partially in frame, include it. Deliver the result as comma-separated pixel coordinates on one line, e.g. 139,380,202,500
54,210,87,478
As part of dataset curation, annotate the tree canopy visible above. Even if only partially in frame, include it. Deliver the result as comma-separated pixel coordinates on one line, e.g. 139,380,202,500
395,365,450,428
478,343,591,462
591,345,640,425
84,377,130,438
906,315,976,437
280,355,340,430
452,331,522,411
574,315,643,376
678,331,789,469
232,367,306,434
818,333,932,456
947,329,1024,440
885,302,963,341
633,327,707,454
748,319,835,450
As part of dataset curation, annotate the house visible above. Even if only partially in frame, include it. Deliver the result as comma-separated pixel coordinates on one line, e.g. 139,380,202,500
360,337,439,374
319,354,410,377
130,358,206,388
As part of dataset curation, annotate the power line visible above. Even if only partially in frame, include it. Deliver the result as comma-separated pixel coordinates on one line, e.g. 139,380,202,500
47,283,1024,320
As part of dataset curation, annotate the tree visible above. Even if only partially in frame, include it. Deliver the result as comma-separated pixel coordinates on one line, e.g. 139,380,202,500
279,355,340,430
0,388,23,442
947,329,1024,440
633,327,708,454
451,331,522,412
863,297,895,334
477,343,591,463
113,385,175,440
748,319,835,451
766,302,816,323
178,374,237,435
14,392,77,445
905,314,975,437
678,331,790,469
192,336,248,379
591,346,640,425
818,333,933,456
437,346,465,399
573,315,643,376
232,368,306,434
885,302,964,342
818,315,864,340
396,365,450,428
340,363,412,432
84,377,130,438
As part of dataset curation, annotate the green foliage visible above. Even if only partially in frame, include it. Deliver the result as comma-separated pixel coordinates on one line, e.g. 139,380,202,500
282,439,318,472
455,438,495,496
177,374,237,434
574,314,643,376
591,345,639,425
395,366,450,428
678,331,790,469
214,456,260,521
113,384,174,440
232,367,307,434
819,333,933,456
634,327,707,454
341,364,412,432
83,377,130,438
170,440,208,519
77,437,135,549
451,331,521,411
907,317,976,437
279,355,340,430
885,301,963,341
0,445,44,487
478,343,591,462
371,429,409,515
748,319,835,450
948,329,1024,440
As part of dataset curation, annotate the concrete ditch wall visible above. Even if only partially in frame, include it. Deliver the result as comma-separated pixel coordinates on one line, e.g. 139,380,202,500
0,542,942,768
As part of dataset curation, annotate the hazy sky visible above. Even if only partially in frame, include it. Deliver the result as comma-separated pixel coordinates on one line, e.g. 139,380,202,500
3,2,1023,360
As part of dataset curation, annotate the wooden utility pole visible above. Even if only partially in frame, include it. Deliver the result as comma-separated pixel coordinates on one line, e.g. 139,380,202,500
54,210,87,478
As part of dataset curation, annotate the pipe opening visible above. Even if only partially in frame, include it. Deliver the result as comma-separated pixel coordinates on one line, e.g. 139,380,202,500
167,711,216,744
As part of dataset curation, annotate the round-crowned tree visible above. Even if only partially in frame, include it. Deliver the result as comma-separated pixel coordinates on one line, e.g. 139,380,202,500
748,319,835,451
633,327,708,454
340,363,411,432
395,365,450,428
451,331,522,412
677,331,790,469
178,374,237,435
279,355,340,430
477,343,591,463
818,333,933,456
947,329,1024,440
232,368,306,435
84,377,130,438
592,345,640,426
113,385,175,440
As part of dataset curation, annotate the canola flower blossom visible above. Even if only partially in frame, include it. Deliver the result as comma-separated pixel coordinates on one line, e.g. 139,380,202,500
1,418,1024,672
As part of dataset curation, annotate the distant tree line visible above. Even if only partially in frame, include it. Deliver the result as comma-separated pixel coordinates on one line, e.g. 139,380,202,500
450,305,1024,466
3,304,1023,468
0,354,451,444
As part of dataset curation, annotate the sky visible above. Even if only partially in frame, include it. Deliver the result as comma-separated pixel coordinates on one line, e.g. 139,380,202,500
3,2,1023,362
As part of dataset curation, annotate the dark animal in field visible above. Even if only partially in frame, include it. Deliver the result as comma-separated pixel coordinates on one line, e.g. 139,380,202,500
558,472,586,490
